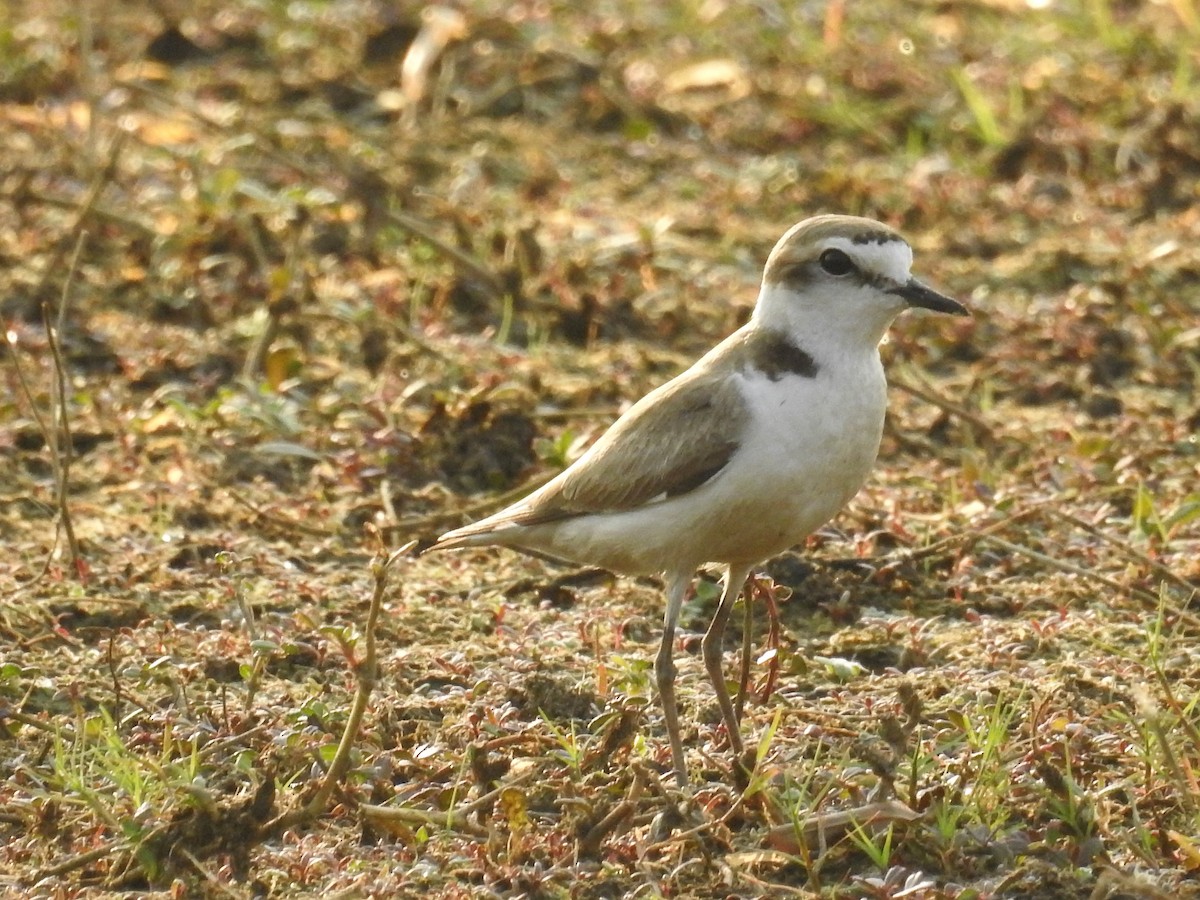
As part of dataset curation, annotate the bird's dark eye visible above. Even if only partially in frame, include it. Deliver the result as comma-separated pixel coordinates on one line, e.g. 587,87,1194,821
819,248,854,276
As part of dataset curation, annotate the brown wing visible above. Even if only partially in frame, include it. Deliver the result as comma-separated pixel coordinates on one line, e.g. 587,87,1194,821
461,369,747,536
555,372,745,514
427,327,777,552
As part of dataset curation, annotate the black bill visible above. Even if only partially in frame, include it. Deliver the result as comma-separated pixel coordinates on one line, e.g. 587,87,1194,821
892,278,970,316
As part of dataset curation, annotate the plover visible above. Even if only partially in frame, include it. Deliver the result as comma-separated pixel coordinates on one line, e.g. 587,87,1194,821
429,215,969,785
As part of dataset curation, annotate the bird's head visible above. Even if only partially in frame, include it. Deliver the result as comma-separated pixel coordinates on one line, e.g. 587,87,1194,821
754,215,969,348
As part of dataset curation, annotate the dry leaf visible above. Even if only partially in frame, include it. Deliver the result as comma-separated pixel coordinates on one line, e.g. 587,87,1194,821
661,59,750,103
499,786,529,834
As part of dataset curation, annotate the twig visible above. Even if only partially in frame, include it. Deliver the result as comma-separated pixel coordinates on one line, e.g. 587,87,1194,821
891,371,993,438
265,541,415,833
979,535,1193,620
885,500,1049,565
379,478,399,525
577,767,646,856
1086,866,1177,900
763,799,921,854
2,187,155,237
883,498,1199,627
3,343,61,598
359,770,536,837
33,134,125,301
1141,674,1200,810
41,232,89,577
736,575,783,723
176,848,245,899
4,200,94,589
106,631,123,725
737,583,753,724
78,0,99,167
638,782,749,859
2,198,94,592
981,534,1146,598
386,207,504,296
223,488,334,538
1,707,74,738
1050,507,1198,602
36,843,125,881
1143,591,1200,768
530,406,623,423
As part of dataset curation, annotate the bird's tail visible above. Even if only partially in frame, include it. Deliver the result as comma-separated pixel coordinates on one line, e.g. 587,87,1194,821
423,519,503,554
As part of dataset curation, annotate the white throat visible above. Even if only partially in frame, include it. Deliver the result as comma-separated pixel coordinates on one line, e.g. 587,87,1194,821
751,237,916,355
750,281,902,356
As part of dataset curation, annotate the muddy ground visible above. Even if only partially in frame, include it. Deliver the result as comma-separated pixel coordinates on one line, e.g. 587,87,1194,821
2,2,1199,898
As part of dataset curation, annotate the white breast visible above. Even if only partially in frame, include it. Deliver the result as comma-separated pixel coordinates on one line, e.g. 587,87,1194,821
731,349,888,549
530,348,888,575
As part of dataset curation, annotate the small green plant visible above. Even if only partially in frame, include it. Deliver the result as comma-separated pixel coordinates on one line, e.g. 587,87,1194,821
921,691,1022,842
847,818,895,871
756,739,841,890
1038,749,1096,846
541,715,586,774
740,708,783,797
47,705,207,882
606,654,654,700
535,428,587,470
1131,481,1168,543
1083,0,1133,51
950,68,1007,148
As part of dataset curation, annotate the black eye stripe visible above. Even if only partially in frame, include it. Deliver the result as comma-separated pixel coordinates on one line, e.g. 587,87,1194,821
819,248,854,276
769,247,901,293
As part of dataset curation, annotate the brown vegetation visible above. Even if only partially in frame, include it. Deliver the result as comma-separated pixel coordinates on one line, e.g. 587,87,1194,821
2,1,1199,897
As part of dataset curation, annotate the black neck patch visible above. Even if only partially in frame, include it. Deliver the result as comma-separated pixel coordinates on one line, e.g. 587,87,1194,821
750,332,819,381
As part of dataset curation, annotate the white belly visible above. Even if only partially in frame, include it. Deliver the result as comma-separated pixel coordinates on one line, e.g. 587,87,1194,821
519,354,888,575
